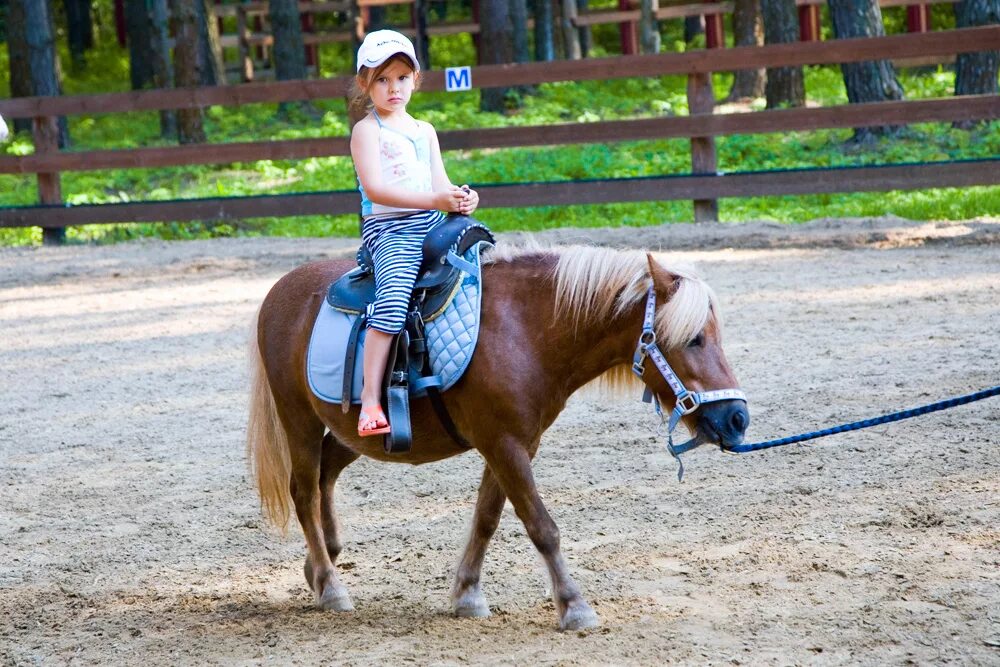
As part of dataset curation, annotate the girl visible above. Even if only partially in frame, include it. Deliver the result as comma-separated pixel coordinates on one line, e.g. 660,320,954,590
350,30,479,437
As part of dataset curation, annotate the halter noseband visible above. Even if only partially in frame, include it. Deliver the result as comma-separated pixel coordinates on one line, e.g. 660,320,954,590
631,286,746,481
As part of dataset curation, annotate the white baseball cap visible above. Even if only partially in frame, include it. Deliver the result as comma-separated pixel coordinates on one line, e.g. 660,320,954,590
356,30,419,73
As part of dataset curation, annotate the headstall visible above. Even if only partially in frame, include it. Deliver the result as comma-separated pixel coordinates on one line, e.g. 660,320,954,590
631,286,746,480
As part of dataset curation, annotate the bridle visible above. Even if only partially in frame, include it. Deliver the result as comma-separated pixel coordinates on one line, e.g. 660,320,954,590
631,286,746,480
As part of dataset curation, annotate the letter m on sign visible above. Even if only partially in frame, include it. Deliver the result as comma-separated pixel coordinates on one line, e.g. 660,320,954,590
445,66,472,92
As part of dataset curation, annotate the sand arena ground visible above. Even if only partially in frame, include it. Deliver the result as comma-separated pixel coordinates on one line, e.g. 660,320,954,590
1,217,998,665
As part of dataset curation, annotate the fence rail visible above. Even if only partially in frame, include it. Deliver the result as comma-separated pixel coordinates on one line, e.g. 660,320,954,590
2,95,997,175
3,160,995,229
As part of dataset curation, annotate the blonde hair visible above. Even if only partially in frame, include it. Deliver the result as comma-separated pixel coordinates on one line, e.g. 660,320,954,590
349,53,421,114
561,247,716,395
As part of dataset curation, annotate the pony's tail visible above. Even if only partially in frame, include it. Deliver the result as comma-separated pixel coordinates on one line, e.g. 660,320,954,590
246,307,292,532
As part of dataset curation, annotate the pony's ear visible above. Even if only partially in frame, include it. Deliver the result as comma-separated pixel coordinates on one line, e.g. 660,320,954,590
646,253,680,298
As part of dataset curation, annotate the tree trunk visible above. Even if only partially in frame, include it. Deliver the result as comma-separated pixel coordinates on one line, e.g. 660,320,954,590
269,0,307,81
366,6,387,31
64,0,93,71
511,0,530,64
414,0,430,69
726,0,765,101
125,0,156,90
684,15,704,45
762,0,804,109
171,0,206,144
828,0,904,141
197,0,225,85
149,0,177,139
953,0,999,128
128,0,176,137
639,0,660,54
479,0,512,112
533,0,555,61
8,0,68,143
560,0,581,59
8,0,68,244
577,0,591,57
7,1,35,135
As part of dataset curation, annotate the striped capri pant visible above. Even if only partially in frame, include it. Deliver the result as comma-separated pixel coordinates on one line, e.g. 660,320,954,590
361,209,446,334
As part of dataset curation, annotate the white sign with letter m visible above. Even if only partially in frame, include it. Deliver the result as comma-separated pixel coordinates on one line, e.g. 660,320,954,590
445,66,472,92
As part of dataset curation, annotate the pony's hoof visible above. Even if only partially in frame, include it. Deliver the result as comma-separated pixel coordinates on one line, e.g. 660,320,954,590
453,600,491,618
560,602,599,631
316,588,354,611
452,587,491,618
317,584,354,612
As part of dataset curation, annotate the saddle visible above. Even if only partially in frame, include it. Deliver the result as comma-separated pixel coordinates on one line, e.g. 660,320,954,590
328,215,493,319
327,214,495,454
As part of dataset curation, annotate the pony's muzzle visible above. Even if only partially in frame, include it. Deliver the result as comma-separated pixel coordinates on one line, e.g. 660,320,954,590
697,399,750,450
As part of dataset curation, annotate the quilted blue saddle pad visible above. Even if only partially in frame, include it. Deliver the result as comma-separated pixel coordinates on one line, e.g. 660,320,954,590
306,241,491,405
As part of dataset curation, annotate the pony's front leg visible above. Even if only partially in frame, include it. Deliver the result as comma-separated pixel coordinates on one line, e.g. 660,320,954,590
451,465,505,617
288,431,353,612
481,439,599,631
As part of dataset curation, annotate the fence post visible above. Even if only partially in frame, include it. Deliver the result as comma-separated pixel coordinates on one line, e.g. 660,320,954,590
704,0,725,49
114,0,127,47
620,0,638,54
34,115,65,245
907,4,930,33
687,72,718,222
799,4,821,41
302,7,317,70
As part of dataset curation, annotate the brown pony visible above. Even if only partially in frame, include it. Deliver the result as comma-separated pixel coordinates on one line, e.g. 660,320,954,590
247,244,748,630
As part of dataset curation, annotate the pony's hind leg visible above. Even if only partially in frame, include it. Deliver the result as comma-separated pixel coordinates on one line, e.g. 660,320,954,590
451,465,506,618
480,437,599,631
303,432,360,611
288,426,354,612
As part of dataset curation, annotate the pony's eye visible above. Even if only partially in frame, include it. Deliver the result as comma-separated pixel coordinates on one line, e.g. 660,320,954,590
688,334,704,348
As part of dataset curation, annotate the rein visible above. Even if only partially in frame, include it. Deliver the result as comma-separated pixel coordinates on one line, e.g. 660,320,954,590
633,287,1000,480
730,384,1000,453
631,286,746,481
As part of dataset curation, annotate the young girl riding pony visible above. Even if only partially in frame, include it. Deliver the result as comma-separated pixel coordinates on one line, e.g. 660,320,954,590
350,30,480,437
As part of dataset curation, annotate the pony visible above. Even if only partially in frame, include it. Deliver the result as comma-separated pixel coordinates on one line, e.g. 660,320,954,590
246,244,749,630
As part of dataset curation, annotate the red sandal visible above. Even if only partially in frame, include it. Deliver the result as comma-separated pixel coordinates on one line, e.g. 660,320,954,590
358,405,391,437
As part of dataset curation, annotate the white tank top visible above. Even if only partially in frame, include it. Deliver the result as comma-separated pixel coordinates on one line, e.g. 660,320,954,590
358,111,433,219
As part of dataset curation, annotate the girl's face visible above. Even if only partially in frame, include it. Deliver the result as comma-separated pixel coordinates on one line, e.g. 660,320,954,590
365,59,416,114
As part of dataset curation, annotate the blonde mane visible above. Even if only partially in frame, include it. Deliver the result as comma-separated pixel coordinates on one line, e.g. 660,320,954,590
485,242,719,395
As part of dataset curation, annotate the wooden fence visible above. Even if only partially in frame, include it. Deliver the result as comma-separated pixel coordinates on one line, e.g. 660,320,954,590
210,0,961,80
0,25,998,231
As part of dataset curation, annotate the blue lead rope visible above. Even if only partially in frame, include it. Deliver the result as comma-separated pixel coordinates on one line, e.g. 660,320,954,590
729,384,1000,454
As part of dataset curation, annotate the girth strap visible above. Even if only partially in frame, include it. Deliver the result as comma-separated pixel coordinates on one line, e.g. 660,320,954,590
407,310,472,450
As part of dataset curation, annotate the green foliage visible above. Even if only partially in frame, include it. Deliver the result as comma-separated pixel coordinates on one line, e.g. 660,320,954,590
1,24,998,246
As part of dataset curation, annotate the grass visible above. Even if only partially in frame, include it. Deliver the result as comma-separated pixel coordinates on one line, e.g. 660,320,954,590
1,28,998,245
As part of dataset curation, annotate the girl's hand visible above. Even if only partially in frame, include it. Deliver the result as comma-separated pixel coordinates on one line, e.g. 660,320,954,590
458,185,479,216
435,187,466,213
